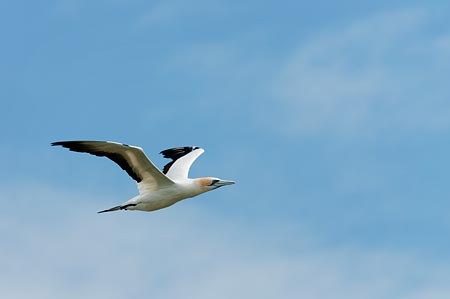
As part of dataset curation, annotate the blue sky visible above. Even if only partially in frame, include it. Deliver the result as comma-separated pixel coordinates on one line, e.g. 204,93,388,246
2,1,450,298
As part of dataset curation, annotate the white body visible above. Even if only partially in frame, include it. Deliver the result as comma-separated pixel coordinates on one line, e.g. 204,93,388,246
126,179,207,211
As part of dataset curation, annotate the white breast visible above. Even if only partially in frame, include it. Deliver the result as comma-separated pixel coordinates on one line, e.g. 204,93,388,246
130,180,205,211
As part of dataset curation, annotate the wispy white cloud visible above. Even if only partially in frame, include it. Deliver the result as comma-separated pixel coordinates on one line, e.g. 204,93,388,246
1,183,449,298
146,7,450,139
272,8,450,137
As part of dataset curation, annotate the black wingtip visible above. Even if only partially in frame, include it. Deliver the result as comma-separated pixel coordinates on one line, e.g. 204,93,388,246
160,146,202,174
159,146,200,157
51,141,71,147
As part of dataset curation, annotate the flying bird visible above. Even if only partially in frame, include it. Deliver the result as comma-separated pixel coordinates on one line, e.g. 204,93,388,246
51,141,235,213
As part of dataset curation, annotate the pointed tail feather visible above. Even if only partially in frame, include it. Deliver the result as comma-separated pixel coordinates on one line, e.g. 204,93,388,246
97,203,137,214
98,205,122,214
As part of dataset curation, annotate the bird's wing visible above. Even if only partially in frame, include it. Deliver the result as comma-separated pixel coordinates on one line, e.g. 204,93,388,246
160,146,205,180
52,141,175,193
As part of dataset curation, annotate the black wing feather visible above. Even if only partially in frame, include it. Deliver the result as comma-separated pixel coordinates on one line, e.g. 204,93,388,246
160,146,199,174
51,141,143,182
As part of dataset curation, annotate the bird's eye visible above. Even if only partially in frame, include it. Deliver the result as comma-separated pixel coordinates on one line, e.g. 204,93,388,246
210,179,219,186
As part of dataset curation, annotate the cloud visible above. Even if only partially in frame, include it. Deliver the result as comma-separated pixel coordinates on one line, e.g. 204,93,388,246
272,8,450,138
1,182,449,298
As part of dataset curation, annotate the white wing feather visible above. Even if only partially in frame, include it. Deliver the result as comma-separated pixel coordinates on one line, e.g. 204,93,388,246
165,148,205,180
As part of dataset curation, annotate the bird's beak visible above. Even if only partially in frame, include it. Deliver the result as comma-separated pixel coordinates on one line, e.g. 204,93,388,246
215,180,235,187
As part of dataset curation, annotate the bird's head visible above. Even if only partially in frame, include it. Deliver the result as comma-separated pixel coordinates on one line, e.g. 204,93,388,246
195,177,235,191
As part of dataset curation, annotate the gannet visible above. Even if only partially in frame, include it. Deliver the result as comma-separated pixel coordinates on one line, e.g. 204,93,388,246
51,141,235,213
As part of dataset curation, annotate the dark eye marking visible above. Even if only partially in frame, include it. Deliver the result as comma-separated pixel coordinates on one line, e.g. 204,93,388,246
210,179,219,186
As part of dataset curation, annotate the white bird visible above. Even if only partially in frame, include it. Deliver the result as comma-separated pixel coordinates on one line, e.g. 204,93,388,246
51,141,235,213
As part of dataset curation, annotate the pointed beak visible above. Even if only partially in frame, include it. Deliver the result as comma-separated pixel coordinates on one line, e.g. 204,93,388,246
215,180,235,187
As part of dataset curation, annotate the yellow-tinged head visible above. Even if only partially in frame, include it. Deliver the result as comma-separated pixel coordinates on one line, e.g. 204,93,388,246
195,177,235,190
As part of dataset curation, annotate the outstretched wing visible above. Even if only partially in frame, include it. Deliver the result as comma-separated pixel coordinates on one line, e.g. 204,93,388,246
52,141,175,193
160,146,204,180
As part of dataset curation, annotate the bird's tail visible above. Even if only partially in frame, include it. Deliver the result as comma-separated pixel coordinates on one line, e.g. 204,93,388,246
98,205,122,214
97,203,137,214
